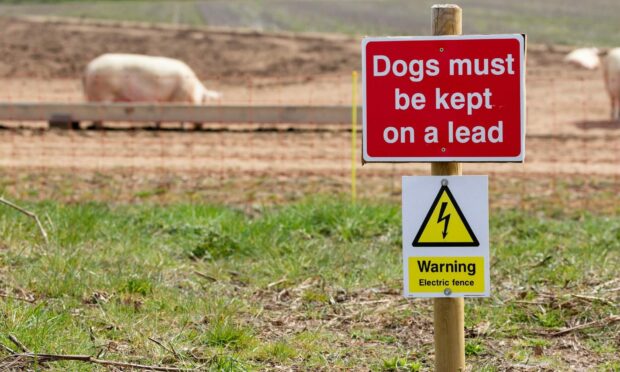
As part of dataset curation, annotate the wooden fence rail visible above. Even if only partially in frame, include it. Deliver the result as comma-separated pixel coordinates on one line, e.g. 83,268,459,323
0,103,360,127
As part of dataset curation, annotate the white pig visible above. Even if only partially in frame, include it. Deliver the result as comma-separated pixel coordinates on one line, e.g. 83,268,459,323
565,47,620,120
83,53,221,104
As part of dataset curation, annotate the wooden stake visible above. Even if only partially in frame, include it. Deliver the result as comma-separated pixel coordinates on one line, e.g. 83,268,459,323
431,4,465,372
0,196,49,245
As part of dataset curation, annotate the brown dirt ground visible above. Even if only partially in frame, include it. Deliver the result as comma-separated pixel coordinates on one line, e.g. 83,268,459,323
0,17,359,81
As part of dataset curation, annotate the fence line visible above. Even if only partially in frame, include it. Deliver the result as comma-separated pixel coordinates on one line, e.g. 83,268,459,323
0,73,617,212
0,103,360,127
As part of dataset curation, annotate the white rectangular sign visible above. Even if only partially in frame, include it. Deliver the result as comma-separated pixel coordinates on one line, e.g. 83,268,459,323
403,176,489,298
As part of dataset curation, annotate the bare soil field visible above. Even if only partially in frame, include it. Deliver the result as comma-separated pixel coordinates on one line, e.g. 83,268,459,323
0,17,618,205
0,17,358,81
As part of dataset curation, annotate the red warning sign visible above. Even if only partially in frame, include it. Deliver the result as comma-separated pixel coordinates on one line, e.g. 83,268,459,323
362,35,526,162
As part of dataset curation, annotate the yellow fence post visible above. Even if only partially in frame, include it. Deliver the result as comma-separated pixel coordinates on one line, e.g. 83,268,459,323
351,70,358,202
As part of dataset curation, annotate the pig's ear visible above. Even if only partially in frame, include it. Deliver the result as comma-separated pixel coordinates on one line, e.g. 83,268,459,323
598,49,609,57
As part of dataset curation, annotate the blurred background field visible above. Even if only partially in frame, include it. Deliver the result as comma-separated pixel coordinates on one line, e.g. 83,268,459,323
0,0,619,46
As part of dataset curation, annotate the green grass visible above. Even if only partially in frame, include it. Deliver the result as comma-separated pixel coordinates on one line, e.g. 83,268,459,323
382,356,421,371
0,0,618,46
465,340,485,356
0,1,206,26
0,196,618,369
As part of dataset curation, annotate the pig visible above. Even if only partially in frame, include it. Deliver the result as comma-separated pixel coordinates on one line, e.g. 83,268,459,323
82,53,221,129
564,47,601,70
564,47,620,120
83,53,220,104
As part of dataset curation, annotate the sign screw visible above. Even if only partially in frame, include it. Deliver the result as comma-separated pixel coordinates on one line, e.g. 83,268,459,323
441,179,448,186
441,147,446,152
439,47,444,52
444,288,452,296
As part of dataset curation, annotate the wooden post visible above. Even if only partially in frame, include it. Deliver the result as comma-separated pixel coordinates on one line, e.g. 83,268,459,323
431,4,465,372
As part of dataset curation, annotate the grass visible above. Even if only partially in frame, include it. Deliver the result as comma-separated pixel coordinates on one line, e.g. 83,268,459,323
0,0,618,46
0,1,205,26
0,196,618,369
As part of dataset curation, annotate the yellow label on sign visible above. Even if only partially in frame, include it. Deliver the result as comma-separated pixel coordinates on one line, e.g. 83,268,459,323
408,256,485,293
412,185,479,246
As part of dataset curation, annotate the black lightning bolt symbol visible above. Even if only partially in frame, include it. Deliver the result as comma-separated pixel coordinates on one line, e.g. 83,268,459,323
437,202,450,239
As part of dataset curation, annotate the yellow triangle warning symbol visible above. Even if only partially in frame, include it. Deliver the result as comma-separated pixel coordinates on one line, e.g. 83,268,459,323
412,185,479,247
